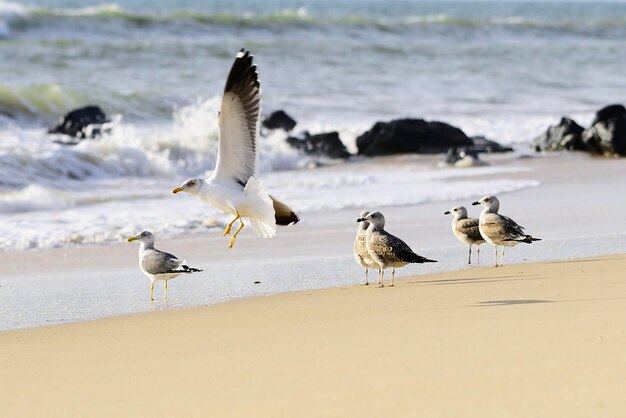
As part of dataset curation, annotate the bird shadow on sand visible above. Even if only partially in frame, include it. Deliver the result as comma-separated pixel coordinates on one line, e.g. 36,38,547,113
407,274,541,286
477,299,551,306
473,296,626,308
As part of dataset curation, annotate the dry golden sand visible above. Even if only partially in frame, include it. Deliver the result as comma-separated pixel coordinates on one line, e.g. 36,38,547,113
1,255,626,417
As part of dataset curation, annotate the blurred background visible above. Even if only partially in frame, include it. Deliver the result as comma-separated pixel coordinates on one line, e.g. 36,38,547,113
0,0,625,251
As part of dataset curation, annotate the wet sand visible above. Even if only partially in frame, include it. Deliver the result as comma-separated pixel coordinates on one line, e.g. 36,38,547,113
2,254,626,417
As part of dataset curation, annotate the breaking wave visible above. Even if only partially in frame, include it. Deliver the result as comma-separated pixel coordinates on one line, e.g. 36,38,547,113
2,2,624,36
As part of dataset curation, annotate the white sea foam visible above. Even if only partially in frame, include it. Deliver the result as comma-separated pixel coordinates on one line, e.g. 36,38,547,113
0,96,302,188
45,3,123,17
0,89,555,252
0,0,27,37
0,164,539,251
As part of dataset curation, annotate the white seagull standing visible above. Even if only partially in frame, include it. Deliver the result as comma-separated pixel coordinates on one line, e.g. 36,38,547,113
127,231,203,301
172,49,299,248
472,195,541,267
444,205,486,264
358,211,437,287
353,210,380,286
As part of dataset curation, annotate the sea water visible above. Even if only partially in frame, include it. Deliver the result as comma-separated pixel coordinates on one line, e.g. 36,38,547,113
1,0,626,251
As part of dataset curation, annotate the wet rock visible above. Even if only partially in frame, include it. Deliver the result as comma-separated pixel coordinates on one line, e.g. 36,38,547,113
468,136,514,154
286,131,351,159
582,104,626,156
48,105,110,138
262,110,297,132
533,117,585,152
356,118,473,156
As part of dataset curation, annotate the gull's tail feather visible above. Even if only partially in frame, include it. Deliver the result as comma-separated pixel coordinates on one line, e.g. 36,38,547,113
270,195,300,226
244,176,277,238
505,236,542,244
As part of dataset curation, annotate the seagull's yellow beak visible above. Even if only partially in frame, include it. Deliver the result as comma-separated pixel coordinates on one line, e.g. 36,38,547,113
172,187,184,194
127,237,137,242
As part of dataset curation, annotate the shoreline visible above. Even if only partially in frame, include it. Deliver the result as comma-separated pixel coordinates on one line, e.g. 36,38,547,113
1,152,626,331
2,254,625,417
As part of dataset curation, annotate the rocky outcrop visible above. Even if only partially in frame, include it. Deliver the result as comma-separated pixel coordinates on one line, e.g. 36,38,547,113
48,105,110,138
356,118,473,156
534,105,626,156
533,117,585,152
262,110,297,132
581,104,626,156
286,131,351,159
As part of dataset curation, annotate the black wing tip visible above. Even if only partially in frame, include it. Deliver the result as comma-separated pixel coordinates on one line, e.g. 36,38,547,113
224,48,259,94
504,236,541,244
181,264,203,273
401,250,437,264
415,256,437,263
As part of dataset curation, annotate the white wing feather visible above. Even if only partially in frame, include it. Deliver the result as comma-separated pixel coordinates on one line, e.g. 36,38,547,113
211,50,260,188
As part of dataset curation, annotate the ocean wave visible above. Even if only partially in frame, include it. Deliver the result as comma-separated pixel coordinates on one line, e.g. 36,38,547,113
3,3,624,36
0,83,88,120
0,184,74,213
0,165,540,251
0,0,27,37
0,82,177,122
0,96,302,191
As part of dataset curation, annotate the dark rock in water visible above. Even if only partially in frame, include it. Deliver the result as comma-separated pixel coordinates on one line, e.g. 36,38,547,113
533,117,586,152
582,104,626,156
356,118,473,156
262,110,297,132
48,105,110,138
590,104,626,126
445,147,461,165
286,131,351,159
468,136,514,154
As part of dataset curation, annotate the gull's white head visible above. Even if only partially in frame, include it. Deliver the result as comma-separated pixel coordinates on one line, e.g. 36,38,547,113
172,178,204,195
127,230,155,246
359,211,385,229
472,195,500,212
444,206,468,219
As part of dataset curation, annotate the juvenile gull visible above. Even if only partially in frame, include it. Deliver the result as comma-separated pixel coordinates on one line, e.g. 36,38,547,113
357,211,436,287
127,231,203,301
172,49,299,248
472,195,541,267
444,205,486,264
353,210,380,285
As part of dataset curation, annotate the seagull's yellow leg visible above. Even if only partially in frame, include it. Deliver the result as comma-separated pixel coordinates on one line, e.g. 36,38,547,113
150,281,155,301
223,211,241,236
164,281,168,300
228,218,245,249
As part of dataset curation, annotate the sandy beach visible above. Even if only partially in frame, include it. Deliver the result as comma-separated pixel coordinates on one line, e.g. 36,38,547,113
2,2,626,416
2,254,626,417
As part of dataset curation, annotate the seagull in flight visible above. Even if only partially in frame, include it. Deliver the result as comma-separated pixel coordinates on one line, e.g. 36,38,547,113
172,49,299,248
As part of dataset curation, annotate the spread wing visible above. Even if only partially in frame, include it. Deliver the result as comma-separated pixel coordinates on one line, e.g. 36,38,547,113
456,218,485,242
141,249,183,275
212,49,261,188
